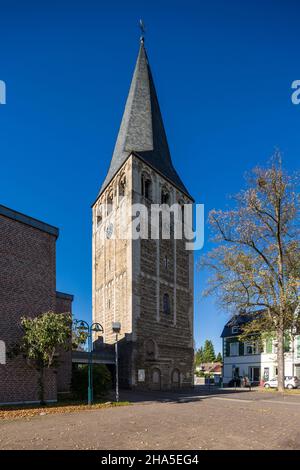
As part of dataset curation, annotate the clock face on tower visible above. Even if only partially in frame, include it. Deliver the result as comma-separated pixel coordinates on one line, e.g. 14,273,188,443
106,223,113,239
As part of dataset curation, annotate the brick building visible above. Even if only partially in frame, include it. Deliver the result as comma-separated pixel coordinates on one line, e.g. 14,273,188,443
92,39,194,390
0,204,73,404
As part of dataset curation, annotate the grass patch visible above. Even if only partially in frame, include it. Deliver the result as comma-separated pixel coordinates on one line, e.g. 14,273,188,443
0,400,130,421
257,387,300,394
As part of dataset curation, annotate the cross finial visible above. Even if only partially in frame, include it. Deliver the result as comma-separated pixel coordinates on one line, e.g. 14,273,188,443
139,19,145,43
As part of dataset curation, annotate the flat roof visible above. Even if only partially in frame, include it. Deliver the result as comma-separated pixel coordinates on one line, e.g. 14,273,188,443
56,291,74,301
0,204,59,238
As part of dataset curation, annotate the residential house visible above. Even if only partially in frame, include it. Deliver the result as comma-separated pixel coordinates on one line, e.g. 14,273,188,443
221,313,300,385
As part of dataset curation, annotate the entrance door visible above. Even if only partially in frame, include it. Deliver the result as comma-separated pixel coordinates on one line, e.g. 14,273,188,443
151,368,161,391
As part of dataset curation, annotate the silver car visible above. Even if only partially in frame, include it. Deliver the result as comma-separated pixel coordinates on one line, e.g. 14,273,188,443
264,376,299,389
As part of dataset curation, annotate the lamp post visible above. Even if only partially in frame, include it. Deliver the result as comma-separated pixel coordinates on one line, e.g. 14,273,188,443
75,320,103,405
112,322,121,402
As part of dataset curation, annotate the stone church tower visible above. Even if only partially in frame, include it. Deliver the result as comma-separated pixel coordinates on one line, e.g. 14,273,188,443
92,39,194,390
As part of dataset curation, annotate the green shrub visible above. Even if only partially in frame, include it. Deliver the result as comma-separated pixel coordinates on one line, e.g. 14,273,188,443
71,364,112,399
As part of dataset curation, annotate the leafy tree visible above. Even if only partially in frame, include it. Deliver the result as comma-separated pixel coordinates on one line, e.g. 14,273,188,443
194,346,204,365
215,352,222,362
200,154,300,391
10,312,73,404
202,340,216,362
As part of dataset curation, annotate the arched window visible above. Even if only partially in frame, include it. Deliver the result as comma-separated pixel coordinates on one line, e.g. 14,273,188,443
96,205,103,226
179,199,185,224
0,340,6,365
163,293,171,315
119,176,126,200
141,174,152,200
161,189,170,205
107,193,113,215
171,368,180,388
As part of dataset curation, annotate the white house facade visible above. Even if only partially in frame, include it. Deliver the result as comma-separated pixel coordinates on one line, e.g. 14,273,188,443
221,315,300,385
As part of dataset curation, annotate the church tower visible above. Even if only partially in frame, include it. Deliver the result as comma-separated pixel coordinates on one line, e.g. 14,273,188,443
92,38,194,390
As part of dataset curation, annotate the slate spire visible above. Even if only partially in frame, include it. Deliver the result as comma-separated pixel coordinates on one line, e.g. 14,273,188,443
99,40,190,197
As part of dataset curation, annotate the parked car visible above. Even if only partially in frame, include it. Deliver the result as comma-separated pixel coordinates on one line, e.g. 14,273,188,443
264,376,299,389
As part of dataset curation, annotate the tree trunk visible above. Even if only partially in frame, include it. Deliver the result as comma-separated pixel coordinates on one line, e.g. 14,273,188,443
277,329,285,392
38,367,45,405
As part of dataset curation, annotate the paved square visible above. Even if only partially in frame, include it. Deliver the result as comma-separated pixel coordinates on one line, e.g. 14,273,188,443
1,388,299,450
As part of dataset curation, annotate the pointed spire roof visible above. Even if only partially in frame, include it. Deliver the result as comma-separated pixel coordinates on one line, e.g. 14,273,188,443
98,40,191,198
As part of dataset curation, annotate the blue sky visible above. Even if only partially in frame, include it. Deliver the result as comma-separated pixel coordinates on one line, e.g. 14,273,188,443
0,0,299,354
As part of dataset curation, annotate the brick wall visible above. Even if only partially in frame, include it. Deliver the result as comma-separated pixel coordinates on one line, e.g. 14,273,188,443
0,208,62,404
56,292,73,394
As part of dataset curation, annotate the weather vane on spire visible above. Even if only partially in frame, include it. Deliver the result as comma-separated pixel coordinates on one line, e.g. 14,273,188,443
139,19,145,43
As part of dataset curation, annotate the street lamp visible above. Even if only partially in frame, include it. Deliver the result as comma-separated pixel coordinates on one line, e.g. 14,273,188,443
112,322,121,402
75,320,104,405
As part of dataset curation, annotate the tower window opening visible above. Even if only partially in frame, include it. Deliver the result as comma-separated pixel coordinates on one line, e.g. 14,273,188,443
107,194,113,215
163,293,171,315
119,176,126,200
179,200,185,224
161,190,170,205
96,204,103,226
164,255,168,270
141,175,152,200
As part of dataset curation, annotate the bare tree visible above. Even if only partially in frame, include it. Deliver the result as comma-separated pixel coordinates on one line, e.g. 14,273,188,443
200,153,300,391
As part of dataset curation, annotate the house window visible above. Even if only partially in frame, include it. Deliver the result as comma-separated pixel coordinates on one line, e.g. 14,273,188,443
249,366,260,382
163,293,171,315
232,327,239,334
244,341,259,355
229,342,239,356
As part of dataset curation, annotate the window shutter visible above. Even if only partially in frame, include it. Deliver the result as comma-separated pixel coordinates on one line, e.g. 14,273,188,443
239,341,244,356
284,334,290,353
266,338,272,354
225,340,230,357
